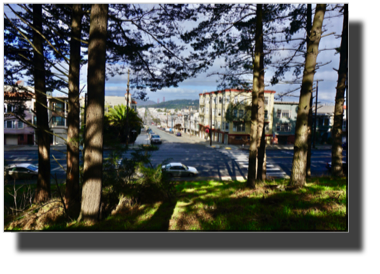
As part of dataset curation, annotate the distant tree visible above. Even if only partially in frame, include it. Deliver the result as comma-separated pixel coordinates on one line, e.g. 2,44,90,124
331,4,348,177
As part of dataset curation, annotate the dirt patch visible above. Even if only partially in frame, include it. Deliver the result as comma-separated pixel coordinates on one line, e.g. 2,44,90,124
6,199,65,230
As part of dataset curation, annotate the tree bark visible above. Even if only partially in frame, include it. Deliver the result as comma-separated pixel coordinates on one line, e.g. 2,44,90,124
33,4,51,203
290,4,326,186
257,36,266,181
247,4,262,188
79,4,108,223
65,4,83,213
331,4,348,177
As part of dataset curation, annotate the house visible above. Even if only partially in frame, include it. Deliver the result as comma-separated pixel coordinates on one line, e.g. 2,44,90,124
273,101,299,144
311,104,347,144
47,97,68,145
103,94,137,113
198,89,275,145
4,85,36,145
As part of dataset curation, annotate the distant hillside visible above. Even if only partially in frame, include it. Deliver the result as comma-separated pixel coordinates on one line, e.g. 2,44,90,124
137,99,199,109
135,99,156,106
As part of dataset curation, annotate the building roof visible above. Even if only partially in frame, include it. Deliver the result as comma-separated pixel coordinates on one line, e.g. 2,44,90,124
199,89,276,96
274,101,299,105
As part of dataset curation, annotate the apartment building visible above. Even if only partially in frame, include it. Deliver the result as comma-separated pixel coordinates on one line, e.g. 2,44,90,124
273,101,298,144
198,89,275,145
4,85,36,145
48,97,68,145
183,111,200,136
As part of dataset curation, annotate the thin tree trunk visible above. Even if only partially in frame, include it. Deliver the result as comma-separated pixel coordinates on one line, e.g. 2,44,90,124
79,4,108,223
290,4,326,186
247,4,262,188
33,4,51,203
306,4,313,178
65,4,83,213
332,4,348,177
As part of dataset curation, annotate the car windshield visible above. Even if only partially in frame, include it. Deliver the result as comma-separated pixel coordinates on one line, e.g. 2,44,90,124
152,135,160,138
27,165,38,171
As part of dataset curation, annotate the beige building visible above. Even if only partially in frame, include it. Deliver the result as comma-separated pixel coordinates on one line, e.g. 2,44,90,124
4,85,36,145
198,89,275,145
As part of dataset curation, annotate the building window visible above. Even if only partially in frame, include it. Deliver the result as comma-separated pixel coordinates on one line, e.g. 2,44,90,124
264,110,268,119
265,124,269,132
5,120,11,128
19,134,24,141
276,123,291,132
219,97,222,104
324,118,329,126
52,116,65,126
238,109,244,118
18,121,24,129
33,116,37,125
233,122,245,132
282,110,290,118
264,97,269,105
277,109,281,118
233,109,237,118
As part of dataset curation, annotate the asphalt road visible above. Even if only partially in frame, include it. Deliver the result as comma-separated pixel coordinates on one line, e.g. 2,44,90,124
4,125,347,182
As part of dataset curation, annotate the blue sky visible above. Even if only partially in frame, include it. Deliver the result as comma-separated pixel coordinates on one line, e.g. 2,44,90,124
4,3,344,105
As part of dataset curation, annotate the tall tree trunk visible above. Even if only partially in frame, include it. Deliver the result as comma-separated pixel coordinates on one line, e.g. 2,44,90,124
332,4,348,177
290,4,326,186
306,4,313,178
33,4,51,203
257,37,266,181
65,4,83,213
247,4,262,188
79,4,108,223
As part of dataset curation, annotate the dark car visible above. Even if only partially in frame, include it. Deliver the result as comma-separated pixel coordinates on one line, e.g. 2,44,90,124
176,132,181,136
4,163,38,181
161,162,198,177
326,161,347,173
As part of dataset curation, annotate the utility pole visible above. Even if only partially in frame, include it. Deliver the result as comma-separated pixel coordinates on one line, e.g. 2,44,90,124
125,69,130,145
209,94,212,146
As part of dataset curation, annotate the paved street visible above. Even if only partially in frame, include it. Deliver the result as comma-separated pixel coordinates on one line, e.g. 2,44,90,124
4,125,346,183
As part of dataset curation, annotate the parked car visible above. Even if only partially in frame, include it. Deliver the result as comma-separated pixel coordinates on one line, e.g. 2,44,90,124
150,135,162,144
326,161,347,173
4,163,38,181
176,132,181,136
161,162,198,177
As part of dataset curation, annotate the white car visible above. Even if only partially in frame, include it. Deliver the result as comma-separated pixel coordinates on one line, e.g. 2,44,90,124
161,162,199,177
150,135,162,144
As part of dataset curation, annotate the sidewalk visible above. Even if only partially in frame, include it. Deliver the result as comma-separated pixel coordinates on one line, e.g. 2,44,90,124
179,131,332,151
3,130,332,152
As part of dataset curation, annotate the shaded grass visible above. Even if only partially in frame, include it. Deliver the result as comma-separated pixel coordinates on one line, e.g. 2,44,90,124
5,177,347,231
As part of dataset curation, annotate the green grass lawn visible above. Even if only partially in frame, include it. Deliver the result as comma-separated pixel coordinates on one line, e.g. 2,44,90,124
4,177,347,231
